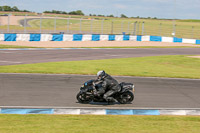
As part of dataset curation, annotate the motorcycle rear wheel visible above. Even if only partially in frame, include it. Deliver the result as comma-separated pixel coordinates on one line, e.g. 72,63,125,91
117,91,134,104
76,92,92,104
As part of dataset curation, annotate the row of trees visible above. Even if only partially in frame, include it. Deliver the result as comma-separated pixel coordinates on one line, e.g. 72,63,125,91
44,11,129,18
0,6,30,12
0,5,159,19
43,10,130,18
43,10,84,15
43,10,132,19
89,14,157,19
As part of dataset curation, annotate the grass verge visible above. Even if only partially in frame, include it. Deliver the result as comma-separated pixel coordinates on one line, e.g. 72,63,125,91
0,44,37,49
0,55,200,79
0,115,199,133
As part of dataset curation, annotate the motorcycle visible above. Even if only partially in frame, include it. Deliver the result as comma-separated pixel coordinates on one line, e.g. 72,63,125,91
76,79,135,104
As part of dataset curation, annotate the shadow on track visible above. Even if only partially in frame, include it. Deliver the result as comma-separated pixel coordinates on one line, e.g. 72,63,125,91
76,102,132,106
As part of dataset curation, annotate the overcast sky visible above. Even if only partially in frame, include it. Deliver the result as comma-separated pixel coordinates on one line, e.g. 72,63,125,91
1,0,200,19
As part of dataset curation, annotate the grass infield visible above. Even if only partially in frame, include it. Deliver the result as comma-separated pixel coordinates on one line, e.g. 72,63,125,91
0,55,200,79
1,13,200,38
0,115,199,133
27,18,200,39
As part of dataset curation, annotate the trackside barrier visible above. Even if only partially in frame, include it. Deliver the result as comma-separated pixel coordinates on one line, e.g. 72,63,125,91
30,34,41,41
0,34,200,44
92,34,100,41
0,108,200,115
4,34,17,41
73,34,83,41
52,34,63,41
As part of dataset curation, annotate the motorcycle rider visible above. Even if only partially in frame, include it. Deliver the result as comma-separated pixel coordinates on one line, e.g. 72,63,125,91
94,70,121,103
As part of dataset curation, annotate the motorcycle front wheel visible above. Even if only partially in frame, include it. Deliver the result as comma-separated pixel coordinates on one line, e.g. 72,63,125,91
117,91,134,104
76,92,92,104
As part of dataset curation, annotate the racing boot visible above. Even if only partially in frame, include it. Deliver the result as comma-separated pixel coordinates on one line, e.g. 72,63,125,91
106,97,118,104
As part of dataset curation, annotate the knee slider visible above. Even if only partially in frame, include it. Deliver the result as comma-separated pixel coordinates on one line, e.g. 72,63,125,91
103,94,108,100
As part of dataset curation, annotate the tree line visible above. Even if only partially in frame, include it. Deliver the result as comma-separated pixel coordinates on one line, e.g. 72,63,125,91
43,10,84,15
43,10,158,19
0,6,30,12
0,5,158,19
44,10,129,18
44,10,132,18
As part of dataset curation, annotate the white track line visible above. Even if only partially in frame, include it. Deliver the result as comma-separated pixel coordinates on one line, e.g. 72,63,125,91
0,106,200,110
0,61,22,64
0,52,13,53
1,73,199,81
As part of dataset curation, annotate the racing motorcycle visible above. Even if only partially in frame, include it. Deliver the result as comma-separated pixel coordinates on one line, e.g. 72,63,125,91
76,79,135,104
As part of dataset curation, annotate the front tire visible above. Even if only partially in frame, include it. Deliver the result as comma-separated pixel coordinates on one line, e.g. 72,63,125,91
117,91,134,104
76,92,92,104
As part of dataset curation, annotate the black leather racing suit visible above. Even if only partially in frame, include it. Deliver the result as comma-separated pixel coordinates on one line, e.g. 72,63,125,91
96,74,121,102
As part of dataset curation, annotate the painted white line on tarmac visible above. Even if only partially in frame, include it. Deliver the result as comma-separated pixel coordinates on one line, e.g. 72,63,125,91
0,48,137,51
0,106,200,110
0,61,22,64
1,73,199,81
0,52,13,53
105,54,120,57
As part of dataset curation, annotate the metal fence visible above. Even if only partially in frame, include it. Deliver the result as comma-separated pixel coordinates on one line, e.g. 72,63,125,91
1,15,200,39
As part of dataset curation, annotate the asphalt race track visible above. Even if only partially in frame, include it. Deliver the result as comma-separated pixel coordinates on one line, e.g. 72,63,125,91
0,48,200,109
0,74,200,109
0,48,200,65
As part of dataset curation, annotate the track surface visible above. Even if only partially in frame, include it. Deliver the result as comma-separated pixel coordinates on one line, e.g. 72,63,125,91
0,48,200,65
1,74,200,109
1,48,200,108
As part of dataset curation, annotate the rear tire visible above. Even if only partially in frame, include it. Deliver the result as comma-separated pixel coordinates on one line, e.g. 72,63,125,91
117,91,134,104
76,92,92,104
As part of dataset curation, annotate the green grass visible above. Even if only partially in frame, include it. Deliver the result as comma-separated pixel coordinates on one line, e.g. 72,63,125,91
0,44,37,49
0,11,37,16
25,17,200,39
1,13,200,39
178,19,200,23
1,55,200,79
0,115,199,133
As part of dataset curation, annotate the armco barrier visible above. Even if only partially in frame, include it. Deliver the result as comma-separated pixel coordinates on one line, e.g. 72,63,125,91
0,34,200,44
0,108,200,115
